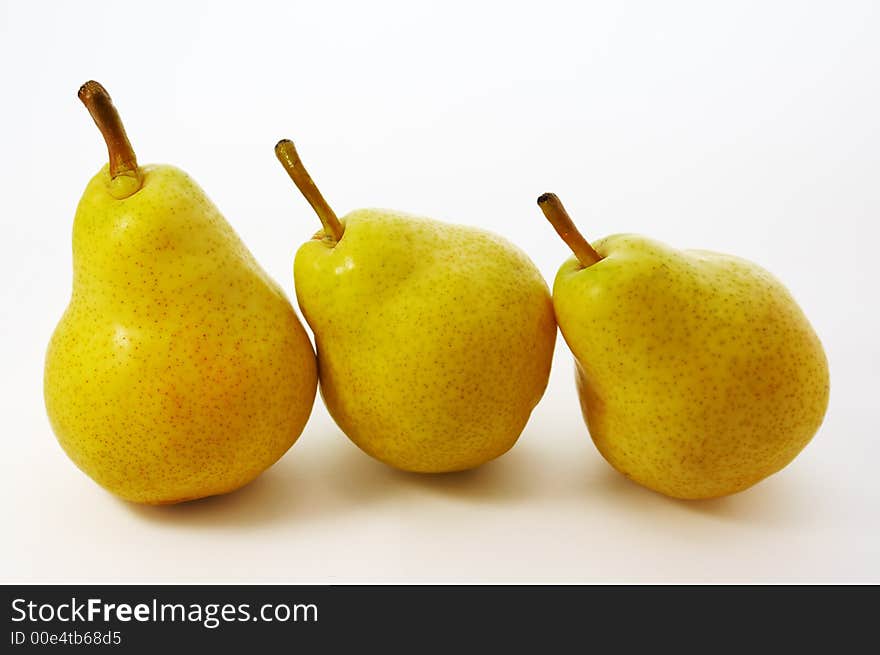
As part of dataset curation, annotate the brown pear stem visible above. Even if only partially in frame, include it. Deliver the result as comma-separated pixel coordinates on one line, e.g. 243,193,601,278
78,81,141,189
275,139,344,242
537,193,602,267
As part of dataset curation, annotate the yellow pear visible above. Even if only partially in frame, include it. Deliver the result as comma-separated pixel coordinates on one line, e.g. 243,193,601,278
274,140,556,472
44,82,317,504
538,193,829,499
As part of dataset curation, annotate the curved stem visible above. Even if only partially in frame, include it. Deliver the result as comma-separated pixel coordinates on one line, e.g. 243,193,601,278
537,193,603,267
275,139,344,242
78,81,142,194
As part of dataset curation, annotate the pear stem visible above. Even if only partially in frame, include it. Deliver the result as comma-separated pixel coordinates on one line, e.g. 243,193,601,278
537,193,603,267
78,81,142,192
275,139,344,242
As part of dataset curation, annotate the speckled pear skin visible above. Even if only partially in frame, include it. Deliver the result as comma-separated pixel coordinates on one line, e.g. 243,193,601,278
44,164,318,504
554,234,829,499
295,209,557,472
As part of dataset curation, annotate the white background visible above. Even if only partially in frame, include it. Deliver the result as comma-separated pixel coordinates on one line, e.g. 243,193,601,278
1,0,878,583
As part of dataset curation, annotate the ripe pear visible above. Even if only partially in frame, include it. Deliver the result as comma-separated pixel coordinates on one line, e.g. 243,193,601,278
538,193,829,499
274,140,556,472
44,82,317,504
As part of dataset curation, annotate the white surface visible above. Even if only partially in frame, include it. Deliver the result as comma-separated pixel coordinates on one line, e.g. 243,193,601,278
1,0,878,583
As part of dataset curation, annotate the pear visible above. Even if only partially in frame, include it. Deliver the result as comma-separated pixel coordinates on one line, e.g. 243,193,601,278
538,193,829,499
44,82,317,504
275,140,556,472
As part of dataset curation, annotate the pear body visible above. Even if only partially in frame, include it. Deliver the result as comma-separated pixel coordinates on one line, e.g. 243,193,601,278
553,234,829,499
45,165,317,504
295,210,556,472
